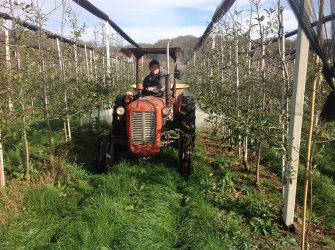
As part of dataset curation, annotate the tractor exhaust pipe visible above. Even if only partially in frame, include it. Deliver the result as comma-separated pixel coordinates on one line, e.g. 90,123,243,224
166,41,171,107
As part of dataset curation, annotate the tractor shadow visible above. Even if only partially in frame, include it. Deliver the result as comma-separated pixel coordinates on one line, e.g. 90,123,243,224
70,123,111,173
112,146,180,173
149,146,179,171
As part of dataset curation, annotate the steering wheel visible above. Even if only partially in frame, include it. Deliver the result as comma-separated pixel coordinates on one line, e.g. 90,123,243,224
150,88,163,97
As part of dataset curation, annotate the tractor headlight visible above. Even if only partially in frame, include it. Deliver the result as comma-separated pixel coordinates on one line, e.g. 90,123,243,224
162,107,171,117
116,106,125,116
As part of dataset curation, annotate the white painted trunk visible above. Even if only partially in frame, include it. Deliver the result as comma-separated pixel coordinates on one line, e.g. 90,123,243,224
84,45,90,80
4,19,13,112
102,53,106,84
57,38,71,142
104,21,111,82
235,33,242,158
89,50,93,79
93,50,98,81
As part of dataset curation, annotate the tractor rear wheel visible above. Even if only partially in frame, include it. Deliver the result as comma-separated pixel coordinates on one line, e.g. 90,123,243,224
179,133,194,176
177,95,196,176
94,133,115,173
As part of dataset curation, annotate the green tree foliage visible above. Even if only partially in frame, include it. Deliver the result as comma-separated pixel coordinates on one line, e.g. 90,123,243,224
0,0,135,179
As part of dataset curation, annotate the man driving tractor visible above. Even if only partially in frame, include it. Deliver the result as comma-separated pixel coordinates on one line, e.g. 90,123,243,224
126,59,166,98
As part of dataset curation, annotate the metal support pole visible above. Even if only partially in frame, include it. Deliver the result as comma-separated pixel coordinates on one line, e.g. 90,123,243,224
84,45,90,80
141,56,144,81
104,21,111,84
283,25,310,227
136,58,139,87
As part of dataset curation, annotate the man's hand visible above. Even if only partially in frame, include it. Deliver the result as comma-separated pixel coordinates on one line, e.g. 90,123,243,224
146,87,155,91
126,91,133,96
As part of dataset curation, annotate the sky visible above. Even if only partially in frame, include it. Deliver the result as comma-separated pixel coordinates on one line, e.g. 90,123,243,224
2,0,298,45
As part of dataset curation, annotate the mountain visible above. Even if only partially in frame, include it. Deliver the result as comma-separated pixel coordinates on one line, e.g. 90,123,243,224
138,35,199,64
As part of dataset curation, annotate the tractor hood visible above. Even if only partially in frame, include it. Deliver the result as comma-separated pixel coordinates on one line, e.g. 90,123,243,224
126,96,165,156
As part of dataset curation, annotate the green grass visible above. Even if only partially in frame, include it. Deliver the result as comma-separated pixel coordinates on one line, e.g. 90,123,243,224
1,126,328,249
315,141,335,180
262,142,335,235
0,160,181,249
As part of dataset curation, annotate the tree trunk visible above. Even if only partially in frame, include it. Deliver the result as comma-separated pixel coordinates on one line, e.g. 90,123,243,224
235,32,242,158
22,119,30,180
243,136,250,171
243,33,252,171
256,141,262,186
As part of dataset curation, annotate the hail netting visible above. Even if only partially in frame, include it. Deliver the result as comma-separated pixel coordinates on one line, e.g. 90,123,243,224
288,0,335,121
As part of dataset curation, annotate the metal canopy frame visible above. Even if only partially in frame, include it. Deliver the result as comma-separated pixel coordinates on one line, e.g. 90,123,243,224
72,0,139,48
120,47,182,61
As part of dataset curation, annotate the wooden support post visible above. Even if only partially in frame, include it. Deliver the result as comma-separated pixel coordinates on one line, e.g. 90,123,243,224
141,56,144,81
283,25,310,227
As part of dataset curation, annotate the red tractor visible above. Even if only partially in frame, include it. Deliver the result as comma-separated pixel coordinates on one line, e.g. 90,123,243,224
95,46,195,176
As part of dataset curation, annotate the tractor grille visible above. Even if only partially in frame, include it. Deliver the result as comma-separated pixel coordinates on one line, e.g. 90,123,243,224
131,112,156,144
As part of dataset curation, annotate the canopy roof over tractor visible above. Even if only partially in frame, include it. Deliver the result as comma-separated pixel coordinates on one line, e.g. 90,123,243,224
120,47,182,61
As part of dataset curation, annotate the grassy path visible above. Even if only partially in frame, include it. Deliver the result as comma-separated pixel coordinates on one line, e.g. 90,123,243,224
0,130,304,249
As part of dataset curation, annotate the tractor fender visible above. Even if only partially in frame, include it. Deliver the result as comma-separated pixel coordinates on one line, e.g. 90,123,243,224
175,92,185,113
